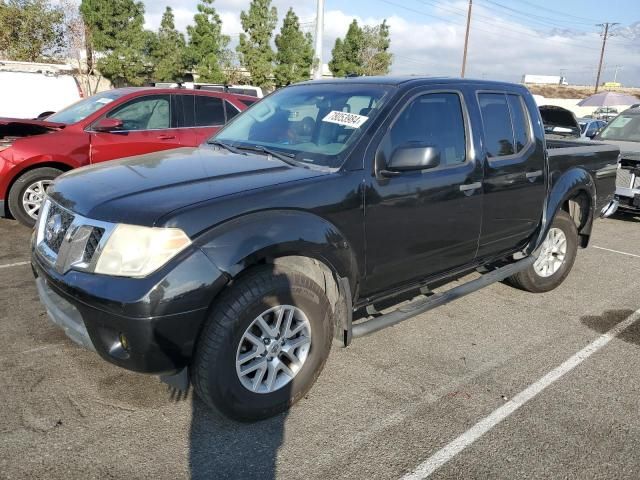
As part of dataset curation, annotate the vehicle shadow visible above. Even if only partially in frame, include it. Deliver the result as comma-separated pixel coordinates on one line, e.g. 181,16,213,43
580,309,640,346
188,264,297,480
189,396,287,480
609,211,640,223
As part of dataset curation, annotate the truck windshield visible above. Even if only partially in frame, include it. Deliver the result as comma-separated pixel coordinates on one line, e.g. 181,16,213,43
47,90,126,124
214,83,393,168
599,114,640,142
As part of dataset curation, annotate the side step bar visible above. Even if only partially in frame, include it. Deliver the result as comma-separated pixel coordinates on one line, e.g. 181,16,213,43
352,256,535,338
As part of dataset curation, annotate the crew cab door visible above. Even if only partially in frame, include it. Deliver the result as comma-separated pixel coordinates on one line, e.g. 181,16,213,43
363,89,483,296
88,94,182,163
475,92,546,258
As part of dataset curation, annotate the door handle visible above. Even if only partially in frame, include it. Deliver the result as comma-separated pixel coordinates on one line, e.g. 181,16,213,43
157,134,176,140
525,170,543,181
459,182,482,193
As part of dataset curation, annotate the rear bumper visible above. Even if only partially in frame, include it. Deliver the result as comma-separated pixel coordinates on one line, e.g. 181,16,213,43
31,246,229,375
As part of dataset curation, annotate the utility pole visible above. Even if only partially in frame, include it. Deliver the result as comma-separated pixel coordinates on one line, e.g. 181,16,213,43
613,64,622,83
594,22,618,93
461,0,472,77
312,0,325,80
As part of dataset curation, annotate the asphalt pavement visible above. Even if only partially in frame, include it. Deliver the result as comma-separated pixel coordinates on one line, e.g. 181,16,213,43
1,212,639,479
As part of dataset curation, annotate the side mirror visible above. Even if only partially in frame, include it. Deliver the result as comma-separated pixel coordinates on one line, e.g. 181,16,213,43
383,144,440,176
93,118,124,133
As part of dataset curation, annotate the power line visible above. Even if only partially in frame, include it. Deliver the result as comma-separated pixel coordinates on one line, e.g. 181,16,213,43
512,0,602,24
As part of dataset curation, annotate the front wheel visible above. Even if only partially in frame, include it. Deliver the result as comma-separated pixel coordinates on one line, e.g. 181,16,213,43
508,210,578,293
8,167,63,227
192,266,334,421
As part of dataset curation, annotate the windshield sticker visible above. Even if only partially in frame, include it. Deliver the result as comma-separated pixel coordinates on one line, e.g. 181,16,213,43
96,98,114,105
322,110,369,129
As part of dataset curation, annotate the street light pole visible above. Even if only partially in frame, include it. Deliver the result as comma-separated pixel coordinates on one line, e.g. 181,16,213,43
313,0,325,80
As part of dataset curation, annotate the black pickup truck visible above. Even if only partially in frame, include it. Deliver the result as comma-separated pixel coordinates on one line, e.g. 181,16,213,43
31,77,620,421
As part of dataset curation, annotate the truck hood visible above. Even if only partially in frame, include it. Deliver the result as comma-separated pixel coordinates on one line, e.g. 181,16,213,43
48,146,329,226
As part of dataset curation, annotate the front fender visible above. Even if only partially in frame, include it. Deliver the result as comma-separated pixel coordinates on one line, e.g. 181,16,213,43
195,209,359,290
532,167,595,251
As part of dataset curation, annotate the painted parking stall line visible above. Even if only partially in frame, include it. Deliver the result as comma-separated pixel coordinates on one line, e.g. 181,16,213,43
593,245,640,259
0,260,30,269
401,307,640,480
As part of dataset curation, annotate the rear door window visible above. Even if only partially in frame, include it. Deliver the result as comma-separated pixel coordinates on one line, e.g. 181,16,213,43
478,93,514,157
194,96,226,126
479,93,530,157
225,101,240,121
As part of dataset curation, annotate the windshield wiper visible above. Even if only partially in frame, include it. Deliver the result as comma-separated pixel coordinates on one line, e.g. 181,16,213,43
234,144,303,167
207,140,246,155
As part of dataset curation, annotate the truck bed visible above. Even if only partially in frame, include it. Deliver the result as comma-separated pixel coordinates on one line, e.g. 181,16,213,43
546,139,619,212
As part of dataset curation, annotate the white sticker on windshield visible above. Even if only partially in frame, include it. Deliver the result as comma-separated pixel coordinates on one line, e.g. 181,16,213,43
96,98,114,105
322,110,369,129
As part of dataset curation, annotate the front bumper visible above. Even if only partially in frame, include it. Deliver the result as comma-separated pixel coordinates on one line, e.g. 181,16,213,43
616,187,640,212
32,246,228,375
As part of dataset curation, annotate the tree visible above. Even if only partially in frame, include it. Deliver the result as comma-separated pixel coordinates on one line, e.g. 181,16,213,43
274,8,314,87
187,0,230,83
237,0,278,89
0,0,65,62
360,20,392,76
328,19,393,77
80,0,151,87
328,20,363,77
151,7,188,82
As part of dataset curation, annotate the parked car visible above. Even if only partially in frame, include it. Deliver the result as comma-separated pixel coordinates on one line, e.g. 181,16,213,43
0,87,254,226
0,69,83,119
596,106,640,212
539,105,581,138
578,118,607,139
31,77,619,421
593,106,619,121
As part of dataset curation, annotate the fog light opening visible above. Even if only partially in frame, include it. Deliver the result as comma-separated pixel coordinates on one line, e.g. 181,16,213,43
119,333,130,352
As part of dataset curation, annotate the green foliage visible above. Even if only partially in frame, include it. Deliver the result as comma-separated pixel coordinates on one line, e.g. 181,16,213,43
361,20,392,76
80,0,151,86
329,19,393,77
237,0,278,89
151,7,188,82
328,20,363,77
274,8,314,87
0,0,65,62
187,0,230,83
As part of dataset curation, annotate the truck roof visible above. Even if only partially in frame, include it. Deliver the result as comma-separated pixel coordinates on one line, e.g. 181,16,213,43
298,76,526,90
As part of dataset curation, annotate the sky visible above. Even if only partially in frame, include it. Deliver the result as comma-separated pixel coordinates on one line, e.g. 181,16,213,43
141,0,640,87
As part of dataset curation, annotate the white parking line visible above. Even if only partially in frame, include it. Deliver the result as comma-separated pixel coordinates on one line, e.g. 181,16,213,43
0,260,29,269
593,246,640,259
401,307,640,480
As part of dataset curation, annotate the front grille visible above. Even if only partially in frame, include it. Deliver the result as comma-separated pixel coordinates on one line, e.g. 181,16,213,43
83,227,105,263
616,168,634,189
43,203,75,253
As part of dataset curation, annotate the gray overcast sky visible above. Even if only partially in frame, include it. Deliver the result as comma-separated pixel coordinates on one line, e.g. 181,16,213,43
141,0,640,87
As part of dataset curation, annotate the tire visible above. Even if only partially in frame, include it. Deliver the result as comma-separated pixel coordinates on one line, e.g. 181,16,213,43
192,265,334,421
8,167,62,227
508,210,578,293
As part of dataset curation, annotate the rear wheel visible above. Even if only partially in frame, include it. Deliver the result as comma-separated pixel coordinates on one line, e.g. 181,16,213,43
8,167,62,227
192,265,333,421
508,210,578,293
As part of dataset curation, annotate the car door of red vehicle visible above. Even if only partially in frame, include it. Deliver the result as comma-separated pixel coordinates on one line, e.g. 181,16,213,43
88,94,182,163
177,94,241,146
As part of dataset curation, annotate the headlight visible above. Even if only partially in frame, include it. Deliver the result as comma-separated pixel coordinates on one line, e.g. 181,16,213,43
94,224,191,277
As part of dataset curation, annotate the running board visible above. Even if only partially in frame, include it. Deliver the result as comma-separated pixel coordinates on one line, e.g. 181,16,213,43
351,256,535,338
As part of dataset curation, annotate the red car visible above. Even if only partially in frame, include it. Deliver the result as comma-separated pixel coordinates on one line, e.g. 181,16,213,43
0,87,255,226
